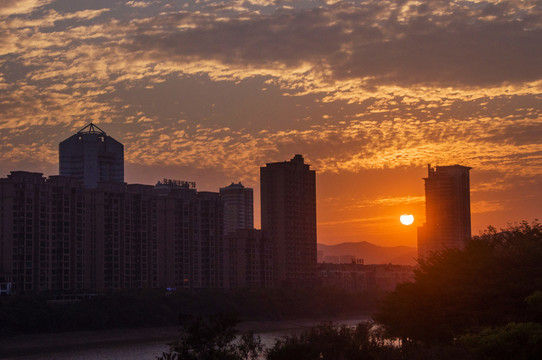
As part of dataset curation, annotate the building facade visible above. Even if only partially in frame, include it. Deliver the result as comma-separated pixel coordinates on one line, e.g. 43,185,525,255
1,126,325,293
83,182,159,292
418,164,472,258
0,172,85,293
260,154,317,287
224,229,273,289
0,121,274,294
0,173,227,294
59,123,124,189
220,182,254,235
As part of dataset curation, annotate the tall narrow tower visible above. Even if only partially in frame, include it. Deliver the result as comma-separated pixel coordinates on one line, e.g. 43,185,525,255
59,123,124,188
260,154,316,287
418,164,471,258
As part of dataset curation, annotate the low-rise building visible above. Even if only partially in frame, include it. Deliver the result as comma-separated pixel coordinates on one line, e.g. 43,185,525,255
317,263,415,292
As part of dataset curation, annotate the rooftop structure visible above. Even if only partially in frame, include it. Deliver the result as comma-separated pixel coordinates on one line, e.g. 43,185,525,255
59,123,124,188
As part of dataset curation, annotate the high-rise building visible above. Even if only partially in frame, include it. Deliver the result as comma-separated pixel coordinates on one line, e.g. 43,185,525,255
59,123,124,189
195,191,225,288
220,182,254,235
418,164,472,258
224,229,273,289
260,154,317,287
0,171,230,294
0,171,85,293
83,182,158,292
154,180,197,290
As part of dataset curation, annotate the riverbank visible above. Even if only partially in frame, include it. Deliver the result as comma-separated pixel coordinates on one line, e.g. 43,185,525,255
0,326,178,359
0,315,371,359
0,288,379,339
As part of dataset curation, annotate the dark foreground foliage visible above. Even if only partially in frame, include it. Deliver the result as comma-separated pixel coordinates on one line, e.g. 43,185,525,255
372,221,542,359
266,322,394,360
0,287,376,337
460,322,542,360
157,313,263,360
159,316,474,360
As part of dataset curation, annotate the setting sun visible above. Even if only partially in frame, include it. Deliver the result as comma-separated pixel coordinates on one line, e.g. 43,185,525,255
400,214,414,226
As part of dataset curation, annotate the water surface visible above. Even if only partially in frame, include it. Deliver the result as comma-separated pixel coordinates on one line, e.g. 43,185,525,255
1,316,370,360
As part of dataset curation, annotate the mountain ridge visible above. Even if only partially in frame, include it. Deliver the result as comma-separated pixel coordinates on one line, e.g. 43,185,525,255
317,241,418,265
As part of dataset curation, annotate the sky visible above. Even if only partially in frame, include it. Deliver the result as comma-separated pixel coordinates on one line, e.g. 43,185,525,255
1,0,541,247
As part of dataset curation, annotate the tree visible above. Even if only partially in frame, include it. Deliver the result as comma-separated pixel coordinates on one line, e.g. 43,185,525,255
157,313,263,360
459,322,542,360
373,221,542,344
267,322,398,360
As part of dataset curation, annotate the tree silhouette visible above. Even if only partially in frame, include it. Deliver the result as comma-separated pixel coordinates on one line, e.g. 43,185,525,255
374,221,542,344
157,313,263,360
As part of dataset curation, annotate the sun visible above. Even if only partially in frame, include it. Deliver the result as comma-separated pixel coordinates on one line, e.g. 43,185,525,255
400,214,414,226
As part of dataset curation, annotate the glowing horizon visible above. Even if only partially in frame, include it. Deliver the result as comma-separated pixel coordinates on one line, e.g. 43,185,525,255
2,0,542,247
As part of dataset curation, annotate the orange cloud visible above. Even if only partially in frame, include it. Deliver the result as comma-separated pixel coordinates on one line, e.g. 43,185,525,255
0,0,53,17
472,200,505,214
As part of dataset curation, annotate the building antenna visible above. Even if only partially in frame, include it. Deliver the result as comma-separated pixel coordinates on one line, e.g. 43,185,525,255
76,123,106,135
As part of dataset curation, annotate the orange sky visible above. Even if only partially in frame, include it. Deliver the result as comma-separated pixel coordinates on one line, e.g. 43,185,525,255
1,0,542,247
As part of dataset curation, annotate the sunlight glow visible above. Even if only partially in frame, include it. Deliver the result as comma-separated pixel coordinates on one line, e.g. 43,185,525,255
400,214,414,226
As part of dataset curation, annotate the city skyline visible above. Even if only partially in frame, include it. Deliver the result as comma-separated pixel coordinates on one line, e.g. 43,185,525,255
2,0,542,247
0,132,316,292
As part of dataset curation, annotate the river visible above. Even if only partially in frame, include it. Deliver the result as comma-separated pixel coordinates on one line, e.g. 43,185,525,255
0,316,370,360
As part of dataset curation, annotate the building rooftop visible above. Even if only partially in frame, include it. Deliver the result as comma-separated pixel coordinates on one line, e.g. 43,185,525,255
76,122,107,136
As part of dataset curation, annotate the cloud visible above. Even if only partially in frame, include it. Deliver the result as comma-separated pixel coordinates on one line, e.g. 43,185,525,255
323,195,425,212
0,0,52,17
126,0,542,95
318,215,394,227
115,109,542,185
1,0,541,247
2,0,542,183
472,200,504,214
126,1,152,8
373,195,425,206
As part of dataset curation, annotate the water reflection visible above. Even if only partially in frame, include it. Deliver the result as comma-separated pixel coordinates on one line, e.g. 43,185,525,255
2,317,369,360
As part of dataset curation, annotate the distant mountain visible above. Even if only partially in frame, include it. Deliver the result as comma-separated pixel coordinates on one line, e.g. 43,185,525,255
317,241,418,265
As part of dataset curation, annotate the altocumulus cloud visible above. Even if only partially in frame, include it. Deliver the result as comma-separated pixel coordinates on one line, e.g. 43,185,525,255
1,0,542,186
127,0,542,91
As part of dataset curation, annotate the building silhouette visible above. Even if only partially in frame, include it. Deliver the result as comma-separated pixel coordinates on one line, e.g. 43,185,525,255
59,123,124,188
219,183,273,289
260,154,317,287
220,182,254,235
153,181,224,290
0,122,229,294
317,263,414,293
85,181,157,291
1,125,321,294
0,172,228,293
0,172,84,292
418,164,472,258
224,229,273,289
0,123,276,294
